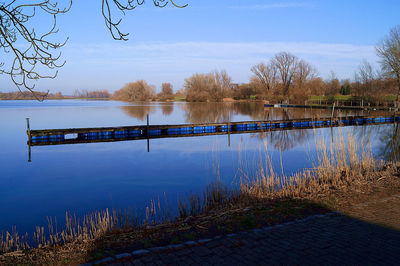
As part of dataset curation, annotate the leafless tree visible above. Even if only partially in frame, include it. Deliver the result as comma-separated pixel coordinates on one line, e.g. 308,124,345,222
0,0,71,98
185,73,214,102
161,82,173,95
211,69,232,101
184,70,232,102
325,71,340,96
0,0,187,96
271,52,299,96
113,80,155,101
354,59,376,98
376,25,400,105
157,82,174,100
250,62,277,93
295,59,317,88
307,77,325,95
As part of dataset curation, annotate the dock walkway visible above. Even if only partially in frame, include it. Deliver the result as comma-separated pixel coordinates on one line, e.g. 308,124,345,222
264,103,397,111
27,115,400,146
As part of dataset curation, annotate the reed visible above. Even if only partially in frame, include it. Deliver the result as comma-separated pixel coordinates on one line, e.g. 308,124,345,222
0,129,380,254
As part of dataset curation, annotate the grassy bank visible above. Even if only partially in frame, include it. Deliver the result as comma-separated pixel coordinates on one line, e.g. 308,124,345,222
1,130,400,265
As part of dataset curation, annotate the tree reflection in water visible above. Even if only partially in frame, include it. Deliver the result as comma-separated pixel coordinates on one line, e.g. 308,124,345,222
180,103,329,151
160,103,174,116
121,105,156,120
255,109,312,151
379,123,400,161
179,102,234,123
120,102,398,154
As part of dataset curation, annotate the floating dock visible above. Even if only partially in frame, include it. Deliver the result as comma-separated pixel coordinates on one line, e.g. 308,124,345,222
27,115,400,146
264,104,396,111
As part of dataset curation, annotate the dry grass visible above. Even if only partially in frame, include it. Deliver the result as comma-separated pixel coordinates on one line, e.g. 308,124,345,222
0,129,382,255
177,128,378,217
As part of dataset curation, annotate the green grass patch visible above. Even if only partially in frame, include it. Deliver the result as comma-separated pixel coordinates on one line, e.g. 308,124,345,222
383,95,397,101
174,96,186,101
334,95,352,101
310,95,352,101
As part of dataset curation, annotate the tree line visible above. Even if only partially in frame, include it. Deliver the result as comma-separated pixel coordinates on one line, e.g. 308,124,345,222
0,90,111,100
113,25,400,106
2,24,399,105
112,54,398,105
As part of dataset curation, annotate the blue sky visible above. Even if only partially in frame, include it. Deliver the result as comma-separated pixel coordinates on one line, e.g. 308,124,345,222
1,0,399,94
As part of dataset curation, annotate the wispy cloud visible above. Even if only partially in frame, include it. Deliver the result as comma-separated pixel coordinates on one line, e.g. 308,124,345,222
66,41,376,65
230,2,314,10
33,41,378,92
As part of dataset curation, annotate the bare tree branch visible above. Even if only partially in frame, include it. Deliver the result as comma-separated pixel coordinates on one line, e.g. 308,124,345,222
0,0,187,97
0,0,71,100
101,0,187,41
272,52,299,97
376,25,400,104
251,62,277,93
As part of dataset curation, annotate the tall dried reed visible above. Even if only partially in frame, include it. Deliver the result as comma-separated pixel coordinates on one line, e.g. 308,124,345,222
0,129,378,254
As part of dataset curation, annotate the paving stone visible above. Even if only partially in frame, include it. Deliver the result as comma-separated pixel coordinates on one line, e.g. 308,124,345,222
204,240,222,249
148,246,168,252
183,240,197,246
115,253,132,260
93,257,114,265
131,249,150,256
132,260,145,266
174,248,192,257
167,244,185,250
193,246,212,257
197,238,212,244
110,200,400,266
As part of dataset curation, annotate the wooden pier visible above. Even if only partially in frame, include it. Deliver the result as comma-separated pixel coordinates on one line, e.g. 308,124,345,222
27,115,400,147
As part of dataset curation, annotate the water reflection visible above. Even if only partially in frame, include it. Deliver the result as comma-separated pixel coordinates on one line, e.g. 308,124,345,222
180,102,233,123
3,100,399,236
255,129,310,151
379,123,400,161
121,105,156,120
120,102,393,124
117,102,399,152
161,103,174,116
232,102,267,121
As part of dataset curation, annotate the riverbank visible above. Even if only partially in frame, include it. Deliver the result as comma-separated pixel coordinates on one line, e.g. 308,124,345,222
1,162,399,265
1,133,400,265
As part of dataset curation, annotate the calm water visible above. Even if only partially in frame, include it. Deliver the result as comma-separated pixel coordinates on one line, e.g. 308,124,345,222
0,100,398,234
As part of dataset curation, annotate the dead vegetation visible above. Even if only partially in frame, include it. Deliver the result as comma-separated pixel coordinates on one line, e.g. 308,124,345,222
1,130,400,265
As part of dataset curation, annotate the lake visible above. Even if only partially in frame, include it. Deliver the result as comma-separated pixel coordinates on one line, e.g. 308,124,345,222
0,100,398,235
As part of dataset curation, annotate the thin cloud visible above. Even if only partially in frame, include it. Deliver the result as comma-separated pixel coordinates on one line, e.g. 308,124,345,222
67,41,376,62
23,41,377,92
230,2,314,10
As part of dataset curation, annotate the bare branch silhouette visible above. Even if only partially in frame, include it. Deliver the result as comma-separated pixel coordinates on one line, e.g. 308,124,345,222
101,0,187,41
0,0,71,100
0,0,187,97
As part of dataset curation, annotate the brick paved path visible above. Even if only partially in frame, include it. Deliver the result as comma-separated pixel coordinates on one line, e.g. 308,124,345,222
107,196,400,266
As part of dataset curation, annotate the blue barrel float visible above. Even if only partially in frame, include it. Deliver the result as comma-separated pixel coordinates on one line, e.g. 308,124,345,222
205,126,216,133
149,129,162,136
194,126,205,134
